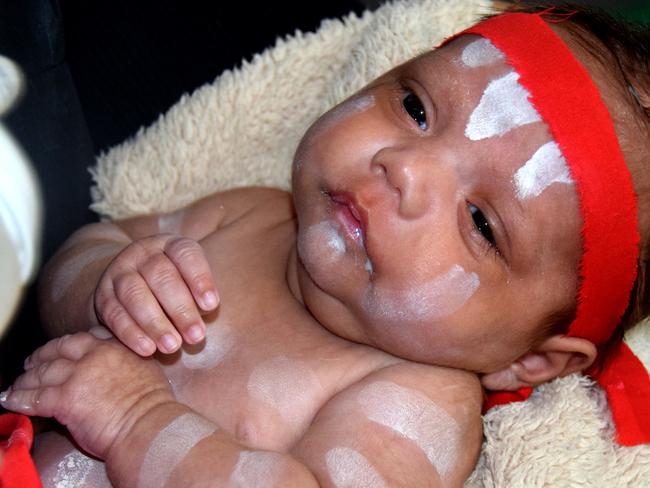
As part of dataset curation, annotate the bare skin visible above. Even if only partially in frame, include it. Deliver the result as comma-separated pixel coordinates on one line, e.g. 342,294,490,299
2,23,644,488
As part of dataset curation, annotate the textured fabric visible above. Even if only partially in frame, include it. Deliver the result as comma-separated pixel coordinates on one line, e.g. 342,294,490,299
0,413,42,488
90,0,650,484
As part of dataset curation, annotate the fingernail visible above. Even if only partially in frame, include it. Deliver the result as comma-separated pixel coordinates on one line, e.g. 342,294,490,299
202,291,218,310
160,334,179,353
23,356,32,370
137,337,155,356
187,324,205,343
0,388,11,403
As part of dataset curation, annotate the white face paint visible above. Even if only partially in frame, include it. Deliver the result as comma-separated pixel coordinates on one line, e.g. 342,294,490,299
247,356,320,426
52,451,97,488
364,264,479,321
357,381,459,478
297,220,346,270
465,71,542,141
139,413,216,488
295,95,376,172
315,94,376,135
51,243,120,303
461,38,504,68
229,451,286,487
514,141,574,199
181,322,234,369
326,447,387,488
158,210,185,235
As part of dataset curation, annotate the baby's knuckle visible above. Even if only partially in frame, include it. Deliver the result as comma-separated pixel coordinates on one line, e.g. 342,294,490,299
113,274,146,301
98,301,127,328
165,237,199,260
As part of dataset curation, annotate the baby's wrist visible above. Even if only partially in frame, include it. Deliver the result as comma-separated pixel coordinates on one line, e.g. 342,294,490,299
105,394,183,480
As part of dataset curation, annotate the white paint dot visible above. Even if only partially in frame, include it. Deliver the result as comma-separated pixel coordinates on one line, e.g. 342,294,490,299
53,451,94,488
357,381,460,477
465,71,542,141
461,38,505,68
514,141,574,199
247,356,320,425
181,322,234,370
326,447,387,488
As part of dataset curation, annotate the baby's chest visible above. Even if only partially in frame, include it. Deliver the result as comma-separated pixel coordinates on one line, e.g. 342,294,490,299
158,316,380,452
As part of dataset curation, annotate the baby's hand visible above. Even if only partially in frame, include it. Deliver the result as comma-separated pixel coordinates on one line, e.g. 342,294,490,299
94,234,219,356
0,331,175,459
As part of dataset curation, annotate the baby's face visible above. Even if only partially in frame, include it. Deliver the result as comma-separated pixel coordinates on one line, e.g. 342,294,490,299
291,35,582,373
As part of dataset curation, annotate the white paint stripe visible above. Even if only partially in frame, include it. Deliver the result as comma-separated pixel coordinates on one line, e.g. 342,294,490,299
465,71,541,141
326,447,387,488
181,322,234,369
514,141,574,199
365,264,479,321
357,381,460,477
51,243,120,303
229,451,286,487
158,210,185,235
138,413,216,488
297,220,346,269
461,38,504,68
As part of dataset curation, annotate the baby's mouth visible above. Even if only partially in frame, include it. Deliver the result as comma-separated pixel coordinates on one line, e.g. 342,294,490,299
329,192,367,250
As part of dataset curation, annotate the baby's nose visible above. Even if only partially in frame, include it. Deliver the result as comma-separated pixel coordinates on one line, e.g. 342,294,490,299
370,146,436,219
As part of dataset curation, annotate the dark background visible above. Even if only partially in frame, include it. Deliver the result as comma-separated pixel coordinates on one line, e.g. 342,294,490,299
0,0,648,391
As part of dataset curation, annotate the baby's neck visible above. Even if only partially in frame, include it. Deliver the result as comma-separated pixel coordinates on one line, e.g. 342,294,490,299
285,243,305,307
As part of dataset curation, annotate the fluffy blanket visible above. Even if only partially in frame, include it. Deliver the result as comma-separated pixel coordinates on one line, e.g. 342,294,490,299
90,0,650,485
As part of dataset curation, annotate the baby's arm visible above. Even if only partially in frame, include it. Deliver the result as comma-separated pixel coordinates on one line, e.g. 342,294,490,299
3,337,482,487
39,187,287,355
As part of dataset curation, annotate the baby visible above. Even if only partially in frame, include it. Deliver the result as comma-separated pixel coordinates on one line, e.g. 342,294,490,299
3,2,650,486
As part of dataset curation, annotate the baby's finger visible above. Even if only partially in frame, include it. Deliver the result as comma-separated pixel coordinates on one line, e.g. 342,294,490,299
1,386,61,418
13,359,73,390
113,272,182,354
24,334,97,370
164,237,219,312
139,254,206,344
95,284,157,356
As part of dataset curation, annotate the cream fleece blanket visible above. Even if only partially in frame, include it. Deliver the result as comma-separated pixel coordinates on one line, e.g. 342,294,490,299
91,0,650,485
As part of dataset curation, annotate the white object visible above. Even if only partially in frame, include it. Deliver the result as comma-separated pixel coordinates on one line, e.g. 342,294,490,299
0,56,42,335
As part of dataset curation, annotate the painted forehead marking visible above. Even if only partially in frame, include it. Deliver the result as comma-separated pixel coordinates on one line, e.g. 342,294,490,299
514,141,574,200
465,71,541,141
326,447,387,488
461,38,504,68
357,381,459,477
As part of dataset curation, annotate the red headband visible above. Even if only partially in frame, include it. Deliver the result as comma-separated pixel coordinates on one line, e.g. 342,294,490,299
445,13,647,445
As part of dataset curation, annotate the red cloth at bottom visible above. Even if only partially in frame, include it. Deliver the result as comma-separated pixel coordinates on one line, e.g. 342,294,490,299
0,413,42,488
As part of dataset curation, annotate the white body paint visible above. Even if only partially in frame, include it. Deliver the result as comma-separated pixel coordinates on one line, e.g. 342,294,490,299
461,38,504,68
297,220,346,269
364,264,479,321
326,447,387,488
52,451,96,488
139,413,216,488
357,381,459,478
158,210,185,234
229,451,286,487
247,356,320,425
514,141,574,199
316,94,376,134
51,243,119,303
181,322,234,369
465,71,541,141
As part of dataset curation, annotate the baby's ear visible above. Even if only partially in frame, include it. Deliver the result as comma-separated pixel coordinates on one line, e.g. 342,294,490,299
480,335,597,391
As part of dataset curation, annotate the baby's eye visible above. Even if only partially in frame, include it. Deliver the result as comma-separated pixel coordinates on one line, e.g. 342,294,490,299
402,91,428,130
467,202,497,249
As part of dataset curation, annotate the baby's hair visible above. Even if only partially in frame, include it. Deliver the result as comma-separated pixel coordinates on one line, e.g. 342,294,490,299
497,2,650,337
